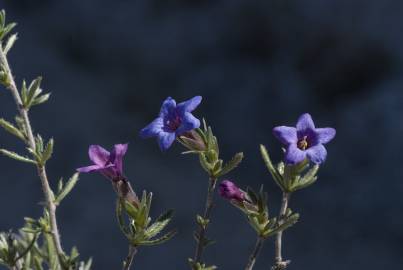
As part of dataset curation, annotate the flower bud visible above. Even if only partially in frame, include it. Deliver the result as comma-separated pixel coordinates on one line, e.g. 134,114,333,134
179,129,207,151
219,180,245,202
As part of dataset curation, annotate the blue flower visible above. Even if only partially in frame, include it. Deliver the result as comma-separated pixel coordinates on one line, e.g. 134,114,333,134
273,113,336,165
140,96,202,151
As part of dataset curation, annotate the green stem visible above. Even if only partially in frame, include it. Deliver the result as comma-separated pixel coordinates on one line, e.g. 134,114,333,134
193,177,217,264
244,237,264,270
0,42,65,264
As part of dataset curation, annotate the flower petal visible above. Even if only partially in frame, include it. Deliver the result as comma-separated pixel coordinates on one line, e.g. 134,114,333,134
285,144,307,165
77,164,104,173
177,96,202,113
159,97,177,117
306,144,327,164
296,113,315,132
110,143,128,174
176,112,201,135
316,128,336,144
140,117,164,138
273,126,297,145
158,131,176,151
88,145,110,166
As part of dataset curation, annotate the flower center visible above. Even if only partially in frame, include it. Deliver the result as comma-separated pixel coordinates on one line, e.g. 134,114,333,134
297,136,309,150
166,114,182,131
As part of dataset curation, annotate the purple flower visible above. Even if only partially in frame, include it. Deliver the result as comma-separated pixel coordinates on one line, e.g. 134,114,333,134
140,96,202,151
273,113,336,165
219,180,245,202
77,144,128,181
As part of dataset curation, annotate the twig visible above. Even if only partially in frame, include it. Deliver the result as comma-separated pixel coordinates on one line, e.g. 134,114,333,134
193,177,217,264
272,192,291,270
123,245,137,270
0,44,65,262
244,237,264,270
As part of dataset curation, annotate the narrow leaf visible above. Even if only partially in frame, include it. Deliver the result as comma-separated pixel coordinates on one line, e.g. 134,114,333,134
3,33,17,55
54,173,79,204
0,118,25,141
31,93,50,106
260,144,284,189
217,152,243,177
41,138,54,164
26,77,42,106
137,230,177,246
0,149,36,164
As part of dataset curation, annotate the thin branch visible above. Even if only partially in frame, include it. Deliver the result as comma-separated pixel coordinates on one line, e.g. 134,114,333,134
0,43,65,262
193,177,217,264
122,245,137,270
272,192,291,270
244,237,264,270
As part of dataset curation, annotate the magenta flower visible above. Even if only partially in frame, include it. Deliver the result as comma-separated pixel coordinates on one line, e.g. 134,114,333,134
140,96,202,151
219,180,245,202
77,144,128,181
273,113,336,165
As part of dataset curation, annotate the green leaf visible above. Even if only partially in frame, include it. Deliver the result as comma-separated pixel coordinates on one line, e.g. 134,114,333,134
137,230,177,246
35,135,44,153
40,138,54,165
54,173,79,205
0,118,25,141
115,199,130,237
260,145,284,190
57,178,63,193
3,33,17,55
144,210,174,239
199,153,213,173
123,200,138,220
14,233,38,264
21,80,28,105
263,213,299,238
0,149,36,164
0,10,5,28
25,77,42,107
216,152,243,177
78,258,92,270
3,34,18,55
292,165,319,191
31,93,50,106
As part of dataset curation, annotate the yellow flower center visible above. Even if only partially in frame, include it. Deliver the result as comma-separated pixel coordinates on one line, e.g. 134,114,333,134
298,136,309,150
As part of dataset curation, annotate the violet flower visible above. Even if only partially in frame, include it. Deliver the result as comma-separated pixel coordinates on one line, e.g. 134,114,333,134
219,180,245,202
140,96,202,151
273,113,336,165
77,144,128,181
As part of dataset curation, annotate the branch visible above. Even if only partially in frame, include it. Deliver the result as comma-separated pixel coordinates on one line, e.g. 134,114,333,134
0,42,65,263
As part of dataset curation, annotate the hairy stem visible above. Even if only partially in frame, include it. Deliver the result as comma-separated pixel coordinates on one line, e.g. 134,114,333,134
0,44,65,262
244,237,264,270
193,177,217,264
123,245,137,270
273,192,291,270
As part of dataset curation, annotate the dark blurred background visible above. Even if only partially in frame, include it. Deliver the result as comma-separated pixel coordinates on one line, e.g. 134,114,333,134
0,0,402,269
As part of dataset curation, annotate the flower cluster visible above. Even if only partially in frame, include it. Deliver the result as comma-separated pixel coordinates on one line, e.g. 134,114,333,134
0,10,341,270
